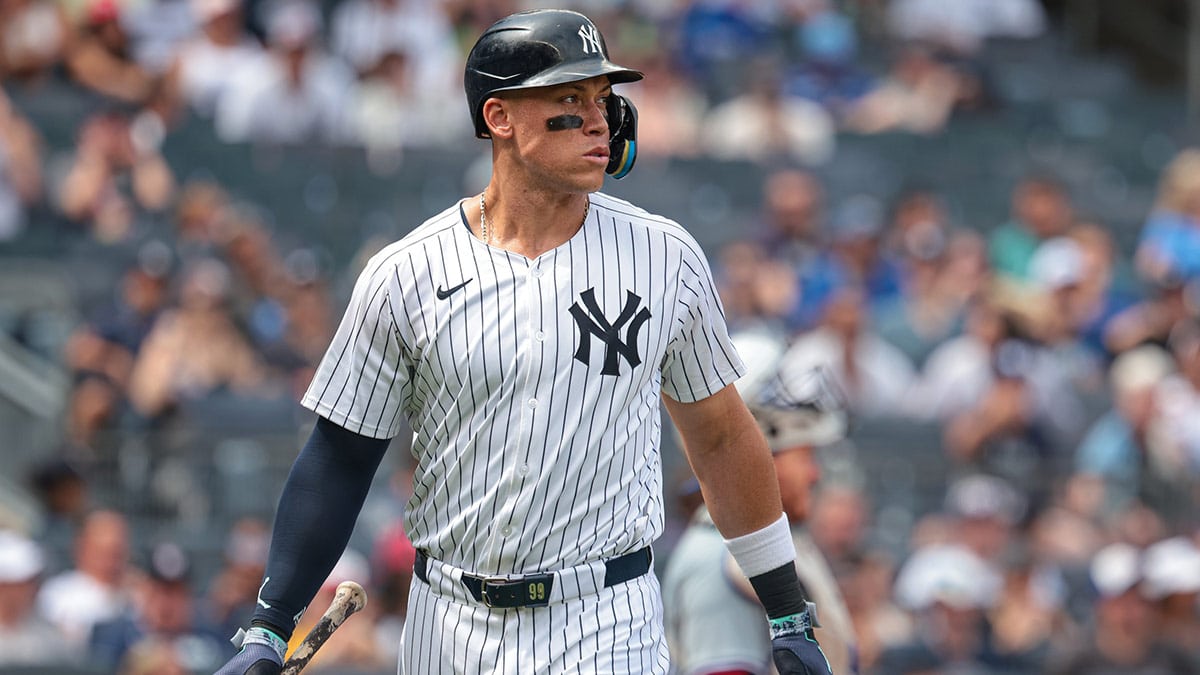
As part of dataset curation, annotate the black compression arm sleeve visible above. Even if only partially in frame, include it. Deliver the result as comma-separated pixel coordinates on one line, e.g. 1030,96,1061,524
250,417,390,638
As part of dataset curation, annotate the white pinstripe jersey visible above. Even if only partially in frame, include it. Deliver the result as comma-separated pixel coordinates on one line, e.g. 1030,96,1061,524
302,191,744,576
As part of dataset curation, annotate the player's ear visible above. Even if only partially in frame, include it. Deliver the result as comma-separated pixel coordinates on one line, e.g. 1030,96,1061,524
482,97,514,139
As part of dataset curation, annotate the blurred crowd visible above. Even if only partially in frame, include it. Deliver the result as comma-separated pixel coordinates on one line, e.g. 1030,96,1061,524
693,156,1200,673
1,0,1199,673
0,0,1053,244
0,504,418,673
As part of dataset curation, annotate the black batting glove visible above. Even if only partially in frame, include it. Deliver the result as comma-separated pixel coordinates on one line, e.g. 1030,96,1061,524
769,604,834,675
214,626,286,675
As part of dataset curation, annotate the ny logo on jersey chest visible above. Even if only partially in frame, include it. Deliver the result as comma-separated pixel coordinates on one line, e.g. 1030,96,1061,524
569,288,651,376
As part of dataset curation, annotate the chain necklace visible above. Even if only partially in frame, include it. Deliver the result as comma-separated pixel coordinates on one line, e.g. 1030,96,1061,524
478,192,590,245
479,192,488,244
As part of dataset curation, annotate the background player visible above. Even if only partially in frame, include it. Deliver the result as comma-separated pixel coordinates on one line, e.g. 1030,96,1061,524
214,9,831,675
665,368,858,674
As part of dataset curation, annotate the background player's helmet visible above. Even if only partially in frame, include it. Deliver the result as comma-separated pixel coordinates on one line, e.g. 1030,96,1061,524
749,367,849,452
464,9,643,139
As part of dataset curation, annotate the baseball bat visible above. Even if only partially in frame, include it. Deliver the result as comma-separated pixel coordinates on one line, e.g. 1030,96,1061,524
280,581,368,675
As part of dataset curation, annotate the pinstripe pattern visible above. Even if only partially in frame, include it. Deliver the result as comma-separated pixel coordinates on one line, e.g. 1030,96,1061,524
401,569,670,674
302,191,743,669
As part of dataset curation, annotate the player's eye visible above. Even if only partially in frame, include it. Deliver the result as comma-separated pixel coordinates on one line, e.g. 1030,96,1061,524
562,94,580,104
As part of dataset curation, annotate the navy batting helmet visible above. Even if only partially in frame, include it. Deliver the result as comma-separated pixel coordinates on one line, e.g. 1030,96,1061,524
464,9,643,139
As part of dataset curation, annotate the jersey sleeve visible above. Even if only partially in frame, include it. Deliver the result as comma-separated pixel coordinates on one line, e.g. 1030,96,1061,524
661,241,746,403
302,254,411,439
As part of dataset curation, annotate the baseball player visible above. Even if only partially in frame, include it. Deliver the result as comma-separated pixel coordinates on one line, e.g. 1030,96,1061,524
664,368,858,674
214,9,831,675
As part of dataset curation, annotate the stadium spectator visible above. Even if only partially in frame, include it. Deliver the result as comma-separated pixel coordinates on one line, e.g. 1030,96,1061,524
989,174,1075,284
25,458,90,572
881,188,951,261
1154,320,1200,476
872,218,963,366
807,483,871,568
214,0,355,144
839,548,912,673
619,53,705,159
824,194,905,308
349,45,468,159
1136,147,1200,285
0,87,43,241
1046,542,1199,674
0,0,68,82
121,0,199,75
941,329,1086,485
1026,236,1106,389
757,167,826,266
776,285,916,417
56,108,176,242
173,178,231,257
0,530,78,667
881,543,1014,673
166,0,264,118
63,0,159,104
126,258,273,420
884,0,1047,57
216,215,285,322
842,43,968,136
1104,273,1196,354
1073,345,1178,518
783,3,875,120
1142,536,1200,657
942,473,1026,567
1063,223,1142,360
90,541,229,671
714,239,795,394
83,243,174,358
274,248,335,391
329,0,460,94
908,296,1011,421
36,509,133,649
702,60,836,164
672,0,777,98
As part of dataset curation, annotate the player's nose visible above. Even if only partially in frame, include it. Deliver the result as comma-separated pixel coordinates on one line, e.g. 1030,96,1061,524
583,100,607,135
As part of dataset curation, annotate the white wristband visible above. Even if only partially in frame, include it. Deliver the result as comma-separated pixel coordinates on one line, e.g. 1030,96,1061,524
723,513,795,578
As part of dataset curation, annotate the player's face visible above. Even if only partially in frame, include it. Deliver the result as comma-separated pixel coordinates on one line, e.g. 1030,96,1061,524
503,76,613,193
774,445,820,523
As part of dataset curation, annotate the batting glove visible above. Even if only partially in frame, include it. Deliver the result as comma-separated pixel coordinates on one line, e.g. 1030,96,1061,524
769,603,834,675
214,626,287,675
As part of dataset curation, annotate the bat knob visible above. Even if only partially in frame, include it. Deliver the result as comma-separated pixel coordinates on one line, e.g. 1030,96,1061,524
335,580,368,613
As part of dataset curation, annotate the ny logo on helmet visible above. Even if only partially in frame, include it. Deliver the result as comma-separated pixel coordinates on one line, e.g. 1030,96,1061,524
578,23,603,55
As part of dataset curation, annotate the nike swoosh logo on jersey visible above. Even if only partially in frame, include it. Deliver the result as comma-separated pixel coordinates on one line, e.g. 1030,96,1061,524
437,279,473,300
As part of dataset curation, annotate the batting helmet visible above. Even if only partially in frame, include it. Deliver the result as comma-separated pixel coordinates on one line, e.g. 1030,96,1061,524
749,367,848,452
464,9,643,139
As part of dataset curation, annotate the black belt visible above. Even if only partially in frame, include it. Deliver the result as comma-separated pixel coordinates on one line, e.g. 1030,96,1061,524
413,547,652,609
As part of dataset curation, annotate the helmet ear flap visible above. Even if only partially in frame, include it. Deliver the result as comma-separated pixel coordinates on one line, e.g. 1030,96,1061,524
605,94,637,180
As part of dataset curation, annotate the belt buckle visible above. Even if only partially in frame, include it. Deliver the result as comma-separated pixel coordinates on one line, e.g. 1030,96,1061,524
480,576,511,608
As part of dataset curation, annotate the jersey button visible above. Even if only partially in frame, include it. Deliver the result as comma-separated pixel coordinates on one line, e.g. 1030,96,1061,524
518,464,530,475
531,268,543,279
500,526,513,537
534,330,546,341
527,398,537,408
